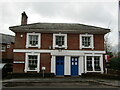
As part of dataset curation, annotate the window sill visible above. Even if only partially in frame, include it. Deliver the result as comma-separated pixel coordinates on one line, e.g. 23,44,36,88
80,46,94,49
54,46,67,49
26,45,40,48
27,70,38,71
86,71,102,72
1,51,6,52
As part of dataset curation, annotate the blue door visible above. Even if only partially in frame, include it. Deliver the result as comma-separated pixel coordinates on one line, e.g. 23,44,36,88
56,56,64,76
71,57,78,76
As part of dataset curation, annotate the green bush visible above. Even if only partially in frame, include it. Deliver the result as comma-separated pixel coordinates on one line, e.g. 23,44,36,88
109,57,120,70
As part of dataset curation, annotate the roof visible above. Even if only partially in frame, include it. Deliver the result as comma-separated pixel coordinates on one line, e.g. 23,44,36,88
9,23,110,34
0,33,15,44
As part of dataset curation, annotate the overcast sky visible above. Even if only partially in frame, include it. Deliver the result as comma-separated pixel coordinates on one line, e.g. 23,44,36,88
0,0,118,46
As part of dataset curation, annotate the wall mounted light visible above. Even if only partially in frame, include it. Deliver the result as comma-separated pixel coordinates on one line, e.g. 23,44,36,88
20,34,23,38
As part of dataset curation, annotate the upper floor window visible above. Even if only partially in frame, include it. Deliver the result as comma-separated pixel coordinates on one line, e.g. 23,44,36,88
80,34,94,49
1,45,6,52
53,33,67,49
29,35,38,46
26,33,41,48
56,36,64,46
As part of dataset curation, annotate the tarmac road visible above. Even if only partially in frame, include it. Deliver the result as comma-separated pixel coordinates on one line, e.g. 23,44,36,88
2,78,120,88
2,82,118,88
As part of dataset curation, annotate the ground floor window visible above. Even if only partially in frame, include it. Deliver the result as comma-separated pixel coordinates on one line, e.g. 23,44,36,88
28,55,38,70
25,53,40,72
86,55,101,72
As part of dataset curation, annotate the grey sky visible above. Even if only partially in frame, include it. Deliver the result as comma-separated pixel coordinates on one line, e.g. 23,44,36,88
0,0,118,46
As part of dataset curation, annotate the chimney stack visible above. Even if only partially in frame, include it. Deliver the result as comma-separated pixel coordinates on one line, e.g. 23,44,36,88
21,11,28,25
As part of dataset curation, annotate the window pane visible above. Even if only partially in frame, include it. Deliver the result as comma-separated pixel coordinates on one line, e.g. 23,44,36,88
55,36,64,46
29,35,38,46
87,56,93,71
94,56,101,71
82,36,91,47
28,55,38,70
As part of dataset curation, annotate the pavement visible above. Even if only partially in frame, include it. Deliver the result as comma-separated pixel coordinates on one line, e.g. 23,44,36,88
1,77,120,88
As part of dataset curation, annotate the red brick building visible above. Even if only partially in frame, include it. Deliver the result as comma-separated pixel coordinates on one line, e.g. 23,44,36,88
0,33,15,63
9,12,110,76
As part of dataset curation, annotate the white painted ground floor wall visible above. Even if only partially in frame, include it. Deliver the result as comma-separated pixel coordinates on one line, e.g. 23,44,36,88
51,50,104,75
14,49,105,75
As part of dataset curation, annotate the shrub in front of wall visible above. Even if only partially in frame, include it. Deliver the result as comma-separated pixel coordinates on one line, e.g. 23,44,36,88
109,57,120,70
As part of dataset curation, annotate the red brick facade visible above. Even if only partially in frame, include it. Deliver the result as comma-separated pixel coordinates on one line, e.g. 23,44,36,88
13,33,105,73
67,34,79,50
13,63,25,73
94,34,104,50
14,32,26,49
14,33,104,50
41,33,53,49
2,43,14,62
40,53,51,72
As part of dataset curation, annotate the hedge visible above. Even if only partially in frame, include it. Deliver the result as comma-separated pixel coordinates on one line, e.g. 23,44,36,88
109,57,120,70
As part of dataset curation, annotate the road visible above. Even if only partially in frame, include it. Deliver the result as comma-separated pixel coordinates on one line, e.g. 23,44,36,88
2,81,118,88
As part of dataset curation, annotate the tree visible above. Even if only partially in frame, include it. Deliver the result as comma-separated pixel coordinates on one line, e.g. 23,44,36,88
104,33,112,54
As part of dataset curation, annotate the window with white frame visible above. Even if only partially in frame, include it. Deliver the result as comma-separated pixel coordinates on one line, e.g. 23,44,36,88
1,45,6,52
28,55,38,70
26,33,41,48
53,34,67,49
80,34,94,49
25,53,40,72
86,56,101,72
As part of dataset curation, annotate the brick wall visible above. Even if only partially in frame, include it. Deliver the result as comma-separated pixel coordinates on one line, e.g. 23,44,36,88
2,43,14,62
67,34,79,50
94,34,104,50
14,33,105,50
14,32,26,49
40,53,51,72
13,63,24,73
41,33,53,49
14,53,25,61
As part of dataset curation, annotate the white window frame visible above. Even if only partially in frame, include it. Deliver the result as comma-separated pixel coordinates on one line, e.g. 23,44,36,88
24,53,40,73
85,54,103,73
26,33,41,48
80,34,94,49
1,45,6,52
53,33,67,49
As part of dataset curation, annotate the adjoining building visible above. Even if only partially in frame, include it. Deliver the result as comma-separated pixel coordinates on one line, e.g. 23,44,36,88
9,12,110,76
0,33,15,63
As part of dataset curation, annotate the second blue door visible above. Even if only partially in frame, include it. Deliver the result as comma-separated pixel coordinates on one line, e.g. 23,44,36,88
71,57,78,76
56,56,64,76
